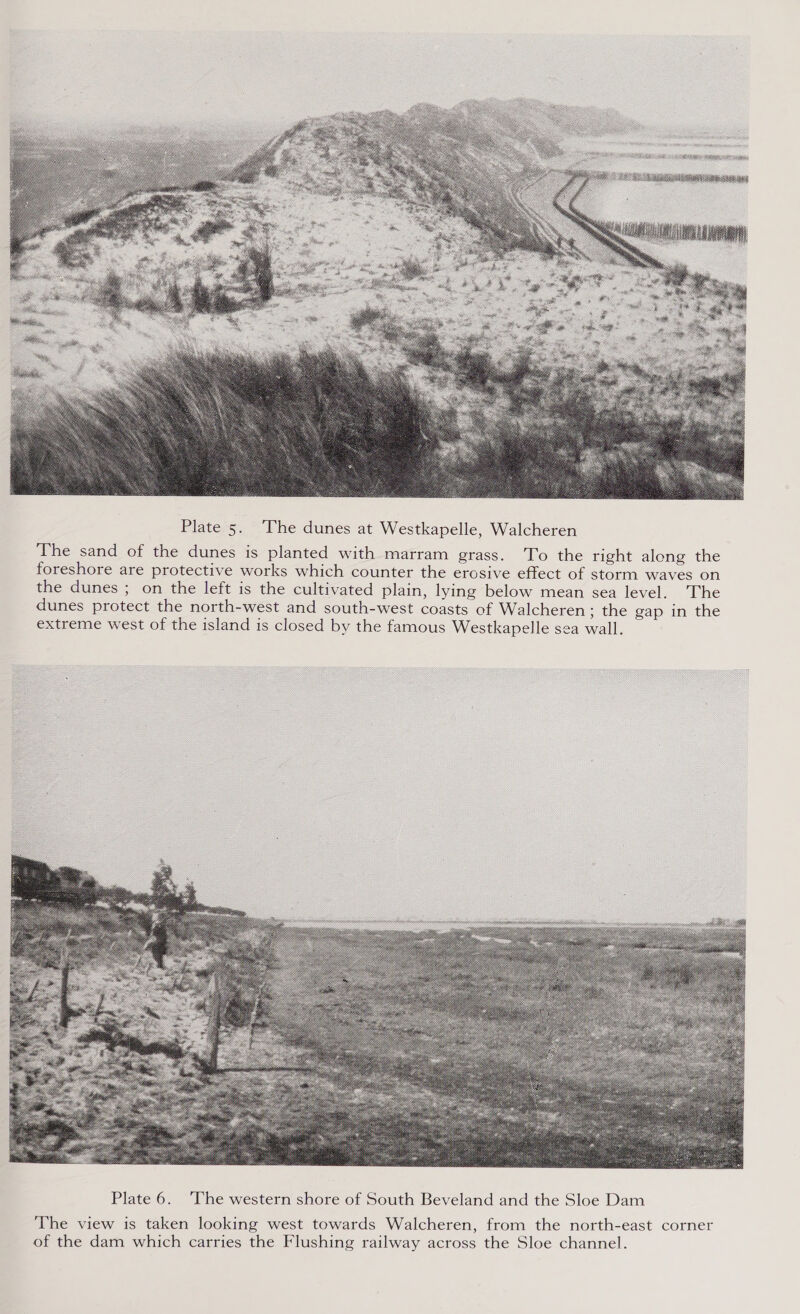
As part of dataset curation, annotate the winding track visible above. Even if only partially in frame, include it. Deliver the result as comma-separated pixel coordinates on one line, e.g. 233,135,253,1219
507,168,662,268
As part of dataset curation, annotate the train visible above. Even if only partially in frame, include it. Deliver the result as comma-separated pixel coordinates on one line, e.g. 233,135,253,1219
11,855,99,905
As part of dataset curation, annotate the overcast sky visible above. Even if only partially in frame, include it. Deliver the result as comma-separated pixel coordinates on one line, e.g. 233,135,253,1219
12,667,746,923
11,33,748,131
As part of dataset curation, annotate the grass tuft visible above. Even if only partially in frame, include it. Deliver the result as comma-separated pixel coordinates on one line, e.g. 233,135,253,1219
349,304,384,331
398,256,425,279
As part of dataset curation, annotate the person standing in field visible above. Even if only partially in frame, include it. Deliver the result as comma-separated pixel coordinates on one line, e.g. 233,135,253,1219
145,911,168,969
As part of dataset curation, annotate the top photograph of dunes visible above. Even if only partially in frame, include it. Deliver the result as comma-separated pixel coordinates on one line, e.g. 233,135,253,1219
10,33,748,498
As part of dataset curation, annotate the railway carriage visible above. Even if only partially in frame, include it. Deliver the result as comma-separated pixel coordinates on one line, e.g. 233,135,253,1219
11,855,98,904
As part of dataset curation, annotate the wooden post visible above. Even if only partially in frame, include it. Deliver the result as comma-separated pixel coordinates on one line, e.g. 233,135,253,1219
248,975,268,1050
26,978,40,1002
59,945,70,1028
246,921,281,1050
94,991,105,1019
205,973,221,1073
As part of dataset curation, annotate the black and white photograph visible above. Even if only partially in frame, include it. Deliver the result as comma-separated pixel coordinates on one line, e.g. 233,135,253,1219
11,33,747,498
11,666,746,1167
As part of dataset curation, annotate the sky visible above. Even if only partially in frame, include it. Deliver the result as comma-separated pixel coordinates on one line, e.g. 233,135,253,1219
11,33,749,132
12,667,747,923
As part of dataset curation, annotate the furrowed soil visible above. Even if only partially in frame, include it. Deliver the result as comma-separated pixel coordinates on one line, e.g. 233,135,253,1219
10,904,744,1167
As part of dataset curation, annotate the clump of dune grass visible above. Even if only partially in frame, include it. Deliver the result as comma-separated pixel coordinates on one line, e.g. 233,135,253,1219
249,234,274,301
98,270,123,312
349,304,384,331
448,411,739,500
11,344,445,496
398,255,425,279
404,326,448,369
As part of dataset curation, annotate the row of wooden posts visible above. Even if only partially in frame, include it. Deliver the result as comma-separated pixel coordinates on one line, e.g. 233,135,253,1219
17,922,280,1074
604,219,748,243
579,169,748,183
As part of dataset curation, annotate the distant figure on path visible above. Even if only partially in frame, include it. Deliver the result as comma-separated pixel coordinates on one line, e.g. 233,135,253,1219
145,911,168,969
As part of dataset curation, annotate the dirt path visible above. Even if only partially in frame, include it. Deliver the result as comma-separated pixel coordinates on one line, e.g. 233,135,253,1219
516,170,630,264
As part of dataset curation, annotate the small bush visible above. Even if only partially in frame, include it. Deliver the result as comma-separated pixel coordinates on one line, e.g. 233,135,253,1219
193,218,233,243
349,305,384,331
191,276,212,314
249,235,274,301
133,294,161,313
664,261,689,287
399,256,425,279
405,328,448,369
655,422,681,460
98,270,123,312
211,288,237,314
191,180,217,192
166,279,183,313
455,344,492,388
53,239,74,268
375,313,402,343
496,347,532,387
691,374,723,396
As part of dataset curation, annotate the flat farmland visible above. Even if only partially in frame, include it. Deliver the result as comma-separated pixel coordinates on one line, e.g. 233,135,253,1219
11,125,270,239
10,905,744,1167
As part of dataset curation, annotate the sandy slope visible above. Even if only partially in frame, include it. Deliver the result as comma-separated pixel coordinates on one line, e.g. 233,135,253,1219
11,174,746,489
9,925,307,1164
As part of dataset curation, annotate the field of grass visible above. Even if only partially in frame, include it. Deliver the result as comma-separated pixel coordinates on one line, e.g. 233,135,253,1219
11,341,744,498
10,902,745,1166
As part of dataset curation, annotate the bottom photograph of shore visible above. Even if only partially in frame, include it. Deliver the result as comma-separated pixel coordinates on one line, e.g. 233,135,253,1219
10,665,746,1168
